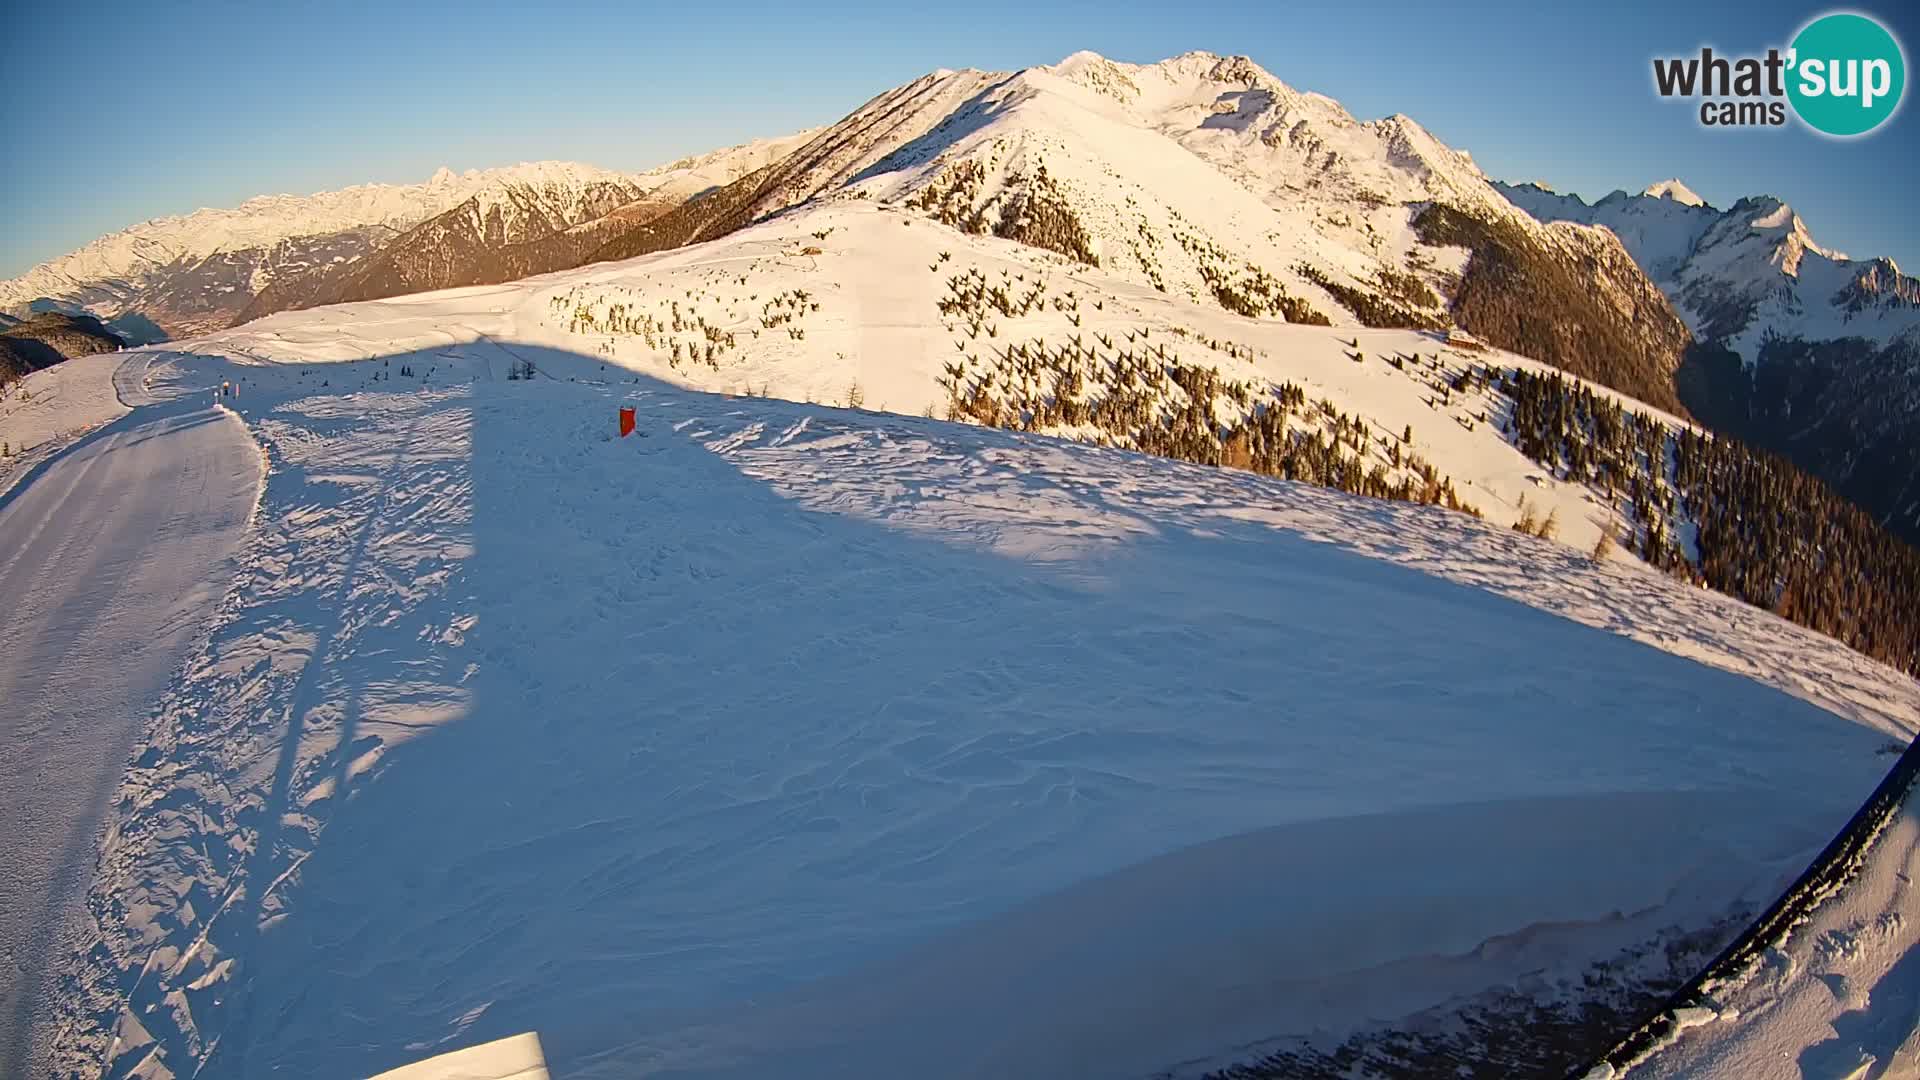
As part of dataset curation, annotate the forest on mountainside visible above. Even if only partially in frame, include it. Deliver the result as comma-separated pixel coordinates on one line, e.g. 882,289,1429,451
1414,204,1691,417
1501,366,1920,679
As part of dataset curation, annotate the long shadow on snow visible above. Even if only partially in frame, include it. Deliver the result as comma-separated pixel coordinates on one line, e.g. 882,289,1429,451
181,348,1889,1080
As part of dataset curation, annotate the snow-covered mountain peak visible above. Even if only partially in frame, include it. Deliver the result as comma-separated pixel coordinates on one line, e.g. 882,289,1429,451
1018,51,1509,225
1719,195,1843,274
1049,48,1123,77
1504,175,1920,360
1156,50,1286,91
1051,48,1272,81
631,128,825,204
452,165,652,238
1368,112,1489,186
1835,256,1920,312
1041,49,1305,117
1043,49,1147,105
1745,197,1793,228
457,160,644,192
1642,178,1706,206
659,48,1682,396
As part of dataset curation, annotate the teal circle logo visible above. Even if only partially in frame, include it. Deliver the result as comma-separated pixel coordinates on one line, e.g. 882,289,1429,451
1788,12,1906,136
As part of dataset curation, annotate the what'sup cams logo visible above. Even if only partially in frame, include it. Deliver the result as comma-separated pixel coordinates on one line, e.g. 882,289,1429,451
1653,11,1906,136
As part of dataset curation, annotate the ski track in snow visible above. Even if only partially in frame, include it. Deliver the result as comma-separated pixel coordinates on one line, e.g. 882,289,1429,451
22,334,1915,1079
0,355,258,1079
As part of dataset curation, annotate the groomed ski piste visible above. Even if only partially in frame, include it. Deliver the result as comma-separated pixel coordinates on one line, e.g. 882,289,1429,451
5,198,1918,1079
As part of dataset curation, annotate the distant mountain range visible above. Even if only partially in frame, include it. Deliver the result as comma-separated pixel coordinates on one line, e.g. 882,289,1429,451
234,135,813,322
1495,179,1920,357
0,138,812,341
1,54,1697,418
1497,179,1920,541
6,52,1918,542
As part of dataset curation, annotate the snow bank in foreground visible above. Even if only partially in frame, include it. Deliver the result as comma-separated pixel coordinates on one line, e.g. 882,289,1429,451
1631,798,1920,1079
43,345,1919,1079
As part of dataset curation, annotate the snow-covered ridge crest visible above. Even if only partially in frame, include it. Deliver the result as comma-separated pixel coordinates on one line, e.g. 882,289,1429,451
1047,49,1292,102
1033,50,1498,206
638,128,825,199
775,48,1545,323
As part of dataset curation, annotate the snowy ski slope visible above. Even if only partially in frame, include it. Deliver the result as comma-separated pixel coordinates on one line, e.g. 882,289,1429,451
0,377,258,1079
205,200,1704,564
5,229,1909,1076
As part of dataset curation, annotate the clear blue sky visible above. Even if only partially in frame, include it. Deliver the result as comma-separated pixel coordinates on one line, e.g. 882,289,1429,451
4,0,1915,277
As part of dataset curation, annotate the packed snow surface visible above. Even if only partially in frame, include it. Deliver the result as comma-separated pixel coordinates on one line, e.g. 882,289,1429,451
5,194,1916,1078
0,353,135,498
0,362,258,1077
